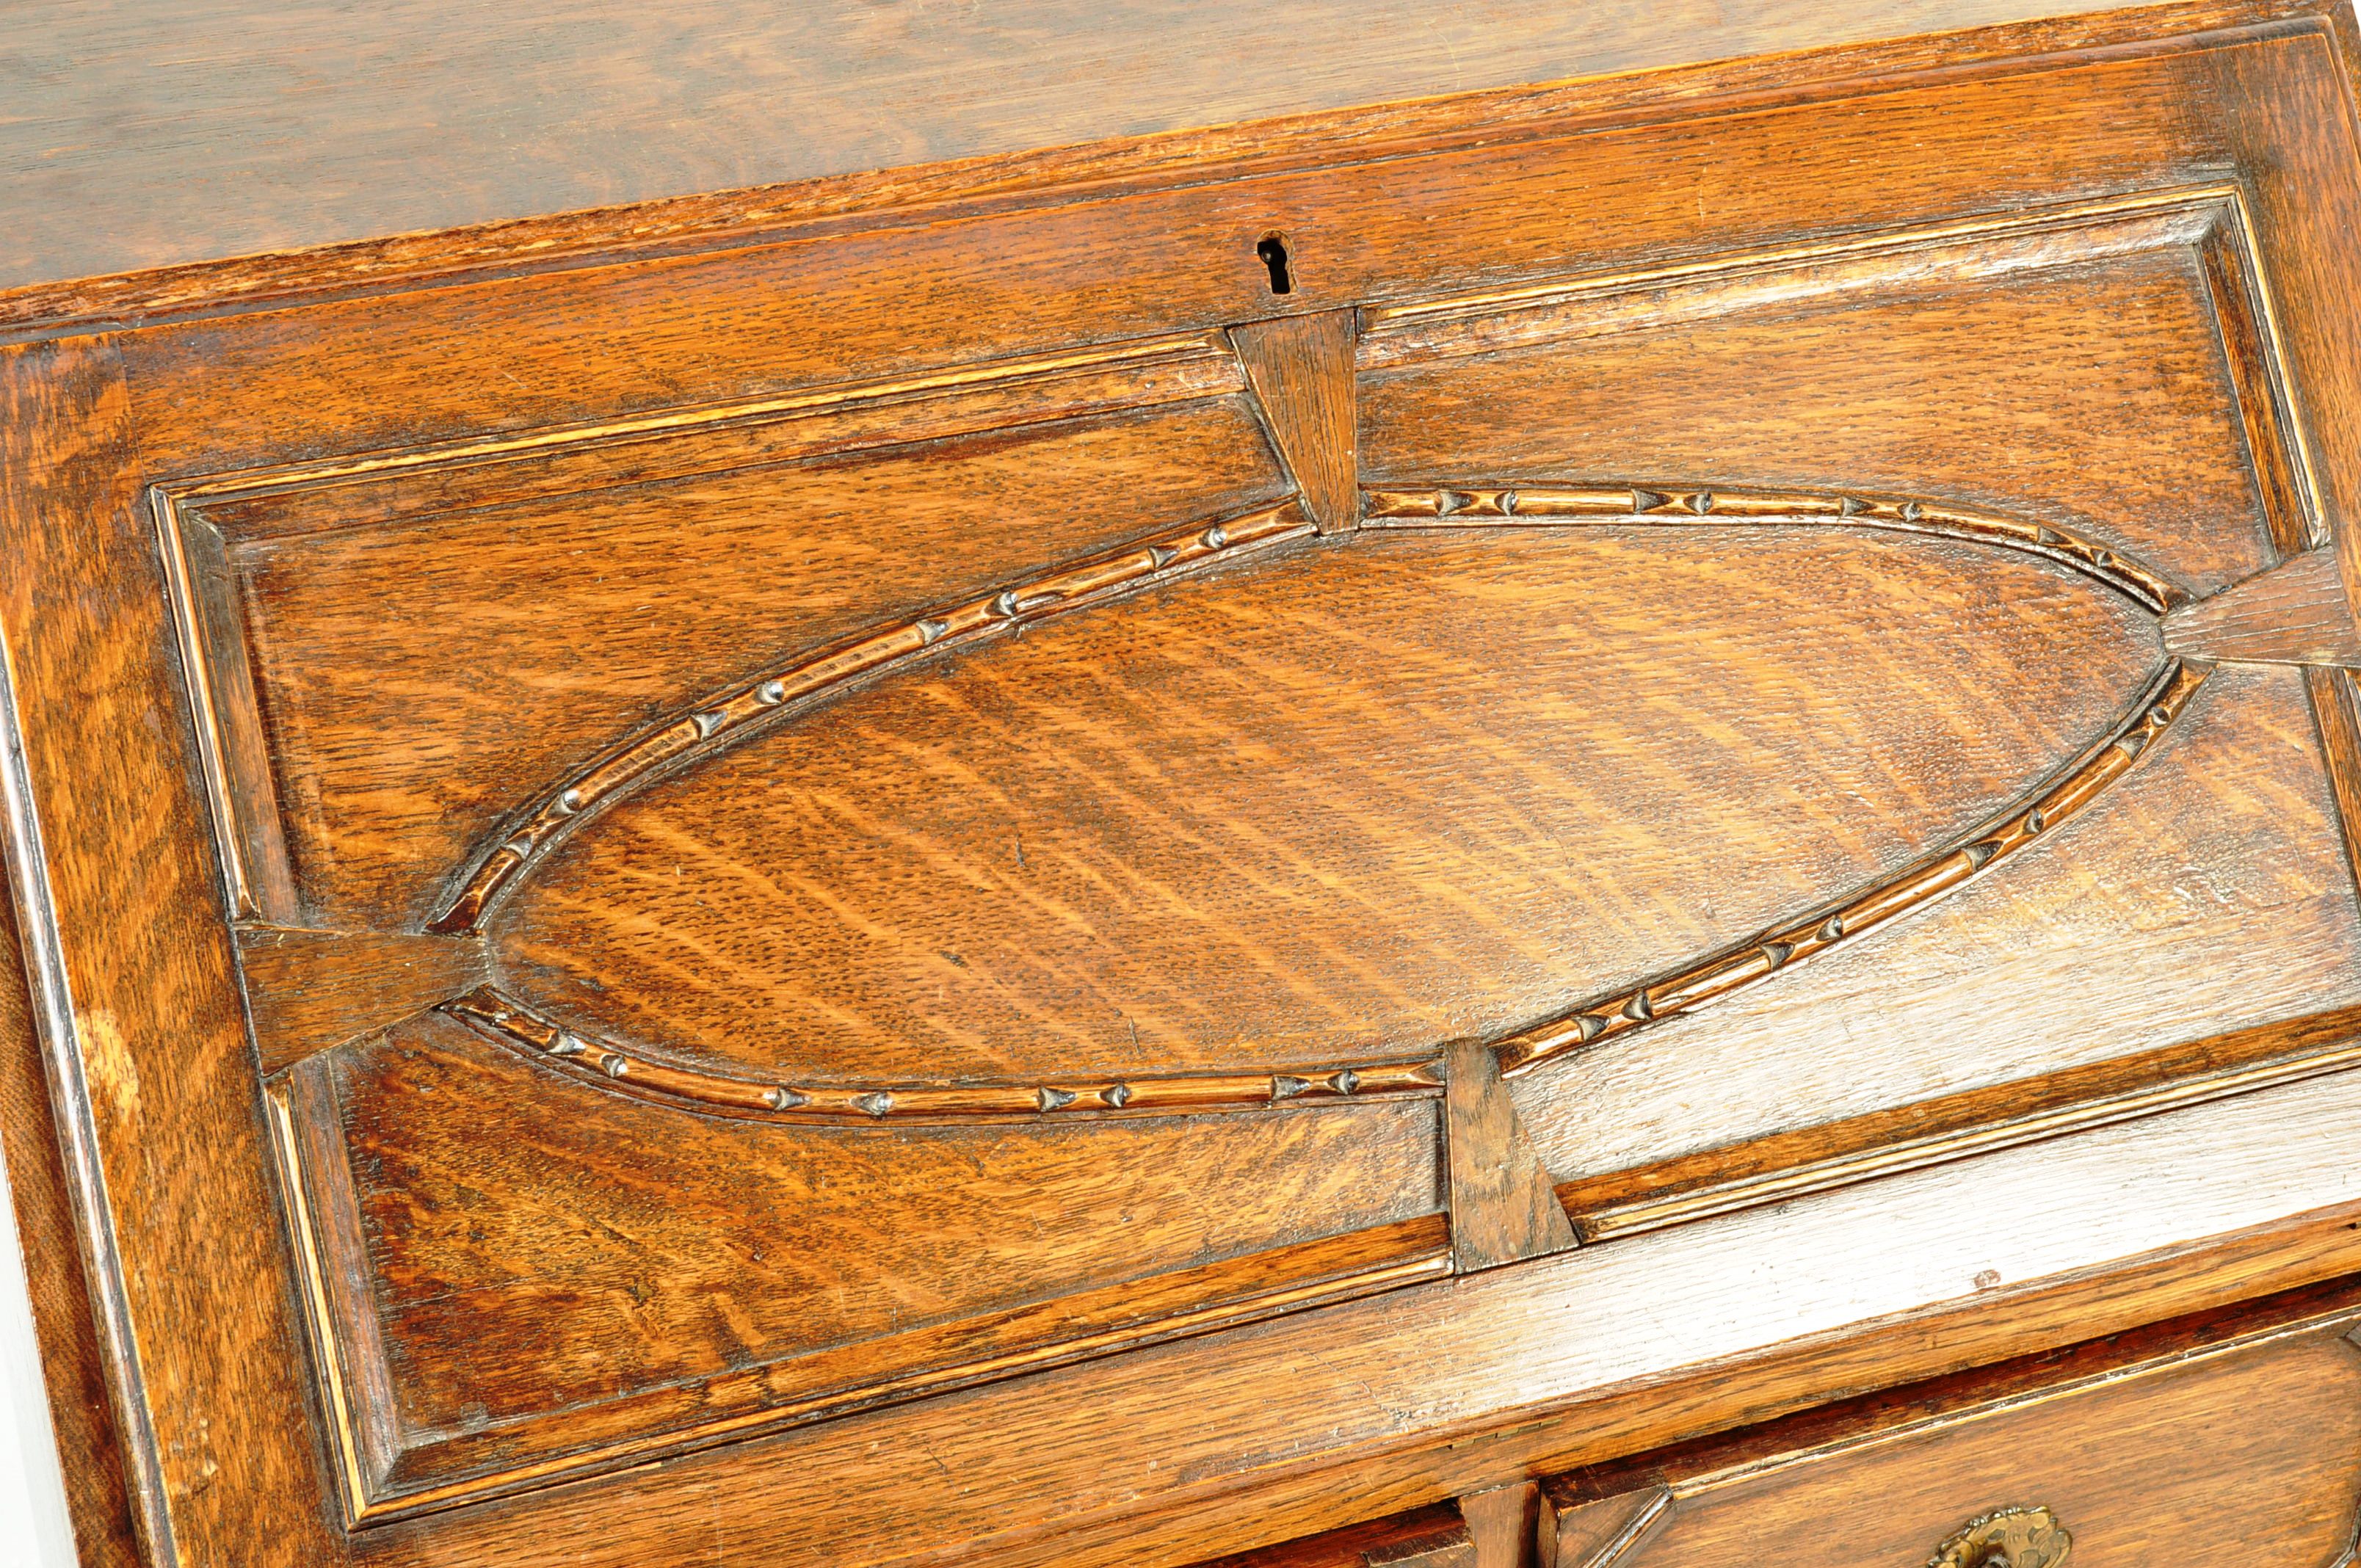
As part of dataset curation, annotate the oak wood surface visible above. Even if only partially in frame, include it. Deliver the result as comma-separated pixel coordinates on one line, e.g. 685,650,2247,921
2164,545,2361,661
1444,1042,1579,1274
1515,663,2361,1183
1534,1298,2361,1568
0,340,336,1563
4,7,2361,1567
489,526,2155,1082
1230,310,1361,535
0,861,140,1567
302,1011,1443,1506
0,1,2293,302
342,1067,2361,1568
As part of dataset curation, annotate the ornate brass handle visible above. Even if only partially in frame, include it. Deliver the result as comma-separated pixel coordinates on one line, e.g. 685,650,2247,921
1928,1506,2072,1568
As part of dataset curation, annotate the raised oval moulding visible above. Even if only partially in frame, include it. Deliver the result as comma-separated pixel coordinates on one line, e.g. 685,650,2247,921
393,480,2202,1124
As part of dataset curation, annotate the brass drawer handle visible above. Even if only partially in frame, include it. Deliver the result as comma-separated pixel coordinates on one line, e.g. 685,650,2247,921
1929,1506,2072,1568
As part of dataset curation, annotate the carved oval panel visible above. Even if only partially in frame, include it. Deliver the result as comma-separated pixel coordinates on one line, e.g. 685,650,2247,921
465,488,2171,1105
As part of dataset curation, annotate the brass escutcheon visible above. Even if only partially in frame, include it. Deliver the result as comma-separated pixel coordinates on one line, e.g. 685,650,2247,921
1928,1506,2072,1568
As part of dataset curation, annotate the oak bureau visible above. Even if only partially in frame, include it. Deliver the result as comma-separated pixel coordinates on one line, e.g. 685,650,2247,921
5,3,2361,1565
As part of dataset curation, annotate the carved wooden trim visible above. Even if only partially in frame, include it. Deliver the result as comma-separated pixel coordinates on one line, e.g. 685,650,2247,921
1542,1485,1674,1568
262,1082,374,1525
1356,186,2234,352
1560,1004,2361,1241
1366,1524,1479,1568
1495,657,2205,1077
153,487,298,922
1459,1478,1545,1568
408,477,2202,1109
425,496,1316,933
443,984,1443,1124
1360,483,2184,612
164,330,1241,514
269,1058,1454,1524
2306,667,2361,902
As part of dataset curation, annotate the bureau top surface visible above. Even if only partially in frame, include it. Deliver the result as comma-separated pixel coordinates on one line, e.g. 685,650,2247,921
4,0,2184,294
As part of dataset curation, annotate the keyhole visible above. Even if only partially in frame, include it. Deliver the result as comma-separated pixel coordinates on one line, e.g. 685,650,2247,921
1257,233,1294,294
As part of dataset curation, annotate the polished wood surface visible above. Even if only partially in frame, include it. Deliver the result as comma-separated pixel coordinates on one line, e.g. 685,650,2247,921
1207,1280,2361,1568
0,0,2255,297
4,4,2361,1567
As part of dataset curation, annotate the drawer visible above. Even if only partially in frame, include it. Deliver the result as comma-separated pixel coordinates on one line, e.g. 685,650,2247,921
1200,1291,2361,1568
1538,1310,2361,1568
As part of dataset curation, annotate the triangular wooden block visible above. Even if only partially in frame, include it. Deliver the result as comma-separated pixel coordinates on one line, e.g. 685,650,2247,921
2161,548,2361,667
1229,308,1360,535
1445,1039,1581,1272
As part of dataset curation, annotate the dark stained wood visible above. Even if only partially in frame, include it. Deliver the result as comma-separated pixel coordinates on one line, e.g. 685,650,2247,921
1363,1525,1479,1568
1192,1506,1473,1568
236,927,490,1075
1444,1042,1578,1274
1230,310,1362,534
2162,548,2361,664
6,7,2361,1568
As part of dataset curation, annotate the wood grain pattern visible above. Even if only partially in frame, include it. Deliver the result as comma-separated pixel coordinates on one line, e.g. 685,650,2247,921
443,982,1441,1122
1361,230,2275,600
1459,1481,1545,1568
2208,30,2361,671
230,395,1287,929
0,339,335,1564
287,1011,1444,1512
236,926,490,1075
7,4,2340,343
1517,665,2361,1185
1535,1310,2361,1568
112,47,2237,480
428,496,1314,934
1197,1278,2361,1567
1556,1003,2361,1240
5,8,2361,1565
1444,1041,1578,1274
344,1064,2361,1568
1499,659,2202,1075
2164,545,2361,663
1231,311,1362,535
495,519,2158,1086
0,832,142,1566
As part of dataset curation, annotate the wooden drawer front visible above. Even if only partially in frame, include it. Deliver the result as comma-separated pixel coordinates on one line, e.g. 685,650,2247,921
1541,1317,2361,1568
1194,1301,2361,1568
